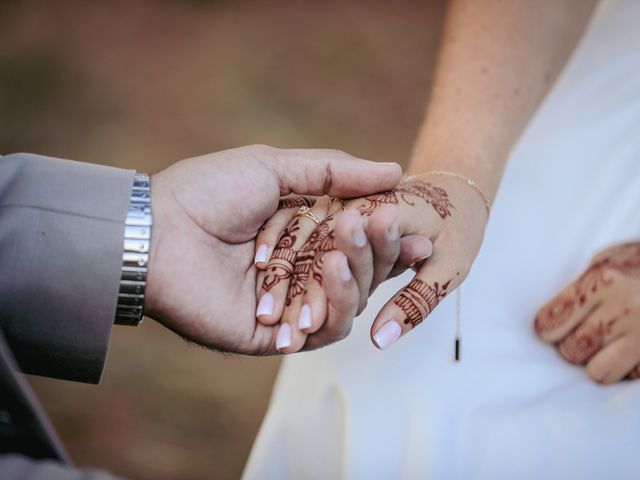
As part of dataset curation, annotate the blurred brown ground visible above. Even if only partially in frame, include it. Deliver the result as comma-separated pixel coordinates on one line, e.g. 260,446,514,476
0,1,444,478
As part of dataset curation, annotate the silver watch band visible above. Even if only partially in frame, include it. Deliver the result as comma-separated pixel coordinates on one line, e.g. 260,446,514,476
115,173,152,326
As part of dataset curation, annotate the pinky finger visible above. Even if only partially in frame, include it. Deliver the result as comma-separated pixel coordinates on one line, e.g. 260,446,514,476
370,259,464,350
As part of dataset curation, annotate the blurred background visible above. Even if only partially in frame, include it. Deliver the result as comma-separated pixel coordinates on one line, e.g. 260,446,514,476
0,0,444,478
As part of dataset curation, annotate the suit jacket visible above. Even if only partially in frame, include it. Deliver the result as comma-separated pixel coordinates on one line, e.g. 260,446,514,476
0,153,134,479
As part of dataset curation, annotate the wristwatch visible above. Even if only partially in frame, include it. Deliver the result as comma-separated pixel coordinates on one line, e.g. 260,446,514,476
115,173,152,326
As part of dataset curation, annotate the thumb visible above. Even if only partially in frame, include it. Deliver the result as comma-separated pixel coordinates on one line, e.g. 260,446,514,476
270,147,402,198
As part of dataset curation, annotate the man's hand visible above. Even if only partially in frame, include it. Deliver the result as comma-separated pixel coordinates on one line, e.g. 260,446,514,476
535,242,640,384
143,145,402,355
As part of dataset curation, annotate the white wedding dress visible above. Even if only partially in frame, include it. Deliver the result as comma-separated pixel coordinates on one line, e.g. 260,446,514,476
244,1,640,478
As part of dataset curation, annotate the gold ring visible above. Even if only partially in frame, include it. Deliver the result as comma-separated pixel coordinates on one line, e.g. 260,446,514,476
295,206,321,225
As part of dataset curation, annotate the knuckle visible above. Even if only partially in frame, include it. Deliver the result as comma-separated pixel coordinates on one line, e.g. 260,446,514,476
533,313,547,338
322,148,347,157
557,339,583,365
249,143,273,152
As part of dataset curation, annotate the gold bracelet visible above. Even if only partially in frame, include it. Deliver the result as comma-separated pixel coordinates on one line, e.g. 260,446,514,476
421,170,491,216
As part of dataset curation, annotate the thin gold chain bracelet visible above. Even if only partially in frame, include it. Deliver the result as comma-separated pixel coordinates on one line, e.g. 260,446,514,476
410,170,492,216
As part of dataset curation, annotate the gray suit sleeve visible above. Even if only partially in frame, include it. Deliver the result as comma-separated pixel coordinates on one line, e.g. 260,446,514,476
0,455,123,480
0,153,135,383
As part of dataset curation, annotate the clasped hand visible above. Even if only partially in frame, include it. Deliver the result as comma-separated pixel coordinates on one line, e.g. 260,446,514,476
254,174,488,353
143,145,487,356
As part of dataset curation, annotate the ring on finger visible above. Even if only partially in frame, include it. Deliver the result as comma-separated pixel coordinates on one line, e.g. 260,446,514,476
295,206,321,225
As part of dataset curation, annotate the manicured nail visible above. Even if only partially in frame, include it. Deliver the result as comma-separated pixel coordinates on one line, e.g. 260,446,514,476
339,257,352,282
276,323,292,350
256,293,274,317
298,304,312,329
353,220,367,247
410,253,431,269
387,221,400,241
254,244,269,264
373,320,402,350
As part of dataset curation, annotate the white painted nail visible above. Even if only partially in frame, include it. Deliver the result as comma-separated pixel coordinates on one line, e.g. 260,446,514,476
256,293,274,317
298,304,312,329
373,320,402,350
276,323,292,350
254,244,269,264
387,221,400,241
353,220,367,247
339,257,352,282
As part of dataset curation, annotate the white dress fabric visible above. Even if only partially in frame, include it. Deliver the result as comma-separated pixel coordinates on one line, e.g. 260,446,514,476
244,1,640,478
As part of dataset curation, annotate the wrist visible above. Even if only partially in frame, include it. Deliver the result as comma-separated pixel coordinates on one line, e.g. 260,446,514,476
143,172,169,321
408,128,509,202
410,171,491,218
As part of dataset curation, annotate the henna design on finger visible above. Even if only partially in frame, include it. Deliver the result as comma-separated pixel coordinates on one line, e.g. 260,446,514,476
536,242,640,335
558,309,629,365
278,196,316,210
287,254,311,305
394,278,452,328
286,215,337,303
262,219,300,291
358,180,454,219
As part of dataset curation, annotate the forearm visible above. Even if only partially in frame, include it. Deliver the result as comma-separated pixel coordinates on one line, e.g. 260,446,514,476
410,0,597,200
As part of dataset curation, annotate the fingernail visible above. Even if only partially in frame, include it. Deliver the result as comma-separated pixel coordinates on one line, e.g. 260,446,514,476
410,254,431,268
256,293,274,317
276,323,292,350
373,320,402,350
254,244,269,264
387,221,400,241
298,304,312,329
380,162,400,167
339,257,352,282
353,220,367,247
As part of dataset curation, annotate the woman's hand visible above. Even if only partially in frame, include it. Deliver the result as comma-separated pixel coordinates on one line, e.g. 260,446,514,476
535,242,640,384
254,173,489,352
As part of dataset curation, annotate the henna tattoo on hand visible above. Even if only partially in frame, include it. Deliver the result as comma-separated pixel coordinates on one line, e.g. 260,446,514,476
536,242,640,335
558,310,629,365
358,191,399,215
394,277,452,328
396,181,454,219
278,196,316,210
262,219,300,291
310,227,336,286
358,180,454,219
285,215,337,304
